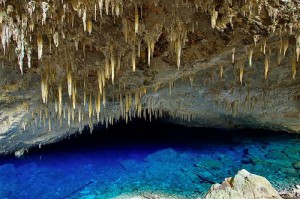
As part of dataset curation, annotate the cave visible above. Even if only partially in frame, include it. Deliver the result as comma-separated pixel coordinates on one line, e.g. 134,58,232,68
0,0,299,198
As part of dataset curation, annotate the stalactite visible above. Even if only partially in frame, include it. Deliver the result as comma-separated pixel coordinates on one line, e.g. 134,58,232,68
105,0,110,15
27,1,36,18
89,95,92,118
232,48,235,64
87,19,92,35
67,106,71,126
98,69,102,94
211,8,218,29
111,54,115,83
58,83,62,117
16,31,25,75
264,49,270,79
67,70,72,97
280,36,283,55
247,45,253,67
277,49,283,66
83,80,86,106
138,40,141,58
41,2,49,25
53,32,59,47
54,98,58,113
96,91,101,120
72,85,76,109
129,93,132,111
292,49,297,80
103,90,106,107
115,2,120,17
146,38,156,67
41,73,48,104
134,92,139,110
82,6,87,32
71,108,75,122
239,64,244,85
78,108,82,123
134,4,138,34
283,39,289,57
27,46,32,69
98,0,103,18
94,4,97,21
74,38,79,51
220,65,224,79
105,55,110,79
102,70,105,88
138,103,142,118
132,46,136,72
253,35,259,47
296,34,300,62
262,39,267,55
175,39,182,69
37,35,43,60
1,24,8,55
63,107,66,119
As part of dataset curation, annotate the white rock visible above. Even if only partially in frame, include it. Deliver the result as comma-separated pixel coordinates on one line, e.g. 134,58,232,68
14,148,25,158
205,169,282,199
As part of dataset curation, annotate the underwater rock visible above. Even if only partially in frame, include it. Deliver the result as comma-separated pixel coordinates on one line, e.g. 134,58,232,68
205,169,282,199
114,192,185,199
292,162,300,170
265,150,289,160
279,185,300,199
144,148,180,163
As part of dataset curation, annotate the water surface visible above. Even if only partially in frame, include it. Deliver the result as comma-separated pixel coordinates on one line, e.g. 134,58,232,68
0,120,299,198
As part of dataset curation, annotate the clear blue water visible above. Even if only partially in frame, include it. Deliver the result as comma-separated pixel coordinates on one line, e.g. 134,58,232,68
0,121,299,199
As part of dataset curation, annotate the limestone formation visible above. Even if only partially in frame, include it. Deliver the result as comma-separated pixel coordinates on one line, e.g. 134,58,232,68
205,169,282,199
0,1,300,154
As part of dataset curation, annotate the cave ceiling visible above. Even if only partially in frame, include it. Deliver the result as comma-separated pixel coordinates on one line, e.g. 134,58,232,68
0,0,299,154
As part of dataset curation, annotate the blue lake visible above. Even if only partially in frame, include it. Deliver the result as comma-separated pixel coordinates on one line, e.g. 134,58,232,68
0,121,299,199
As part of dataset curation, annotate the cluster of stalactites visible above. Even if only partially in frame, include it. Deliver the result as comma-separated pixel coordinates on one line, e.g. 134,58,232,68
232,34,299,82
34,80,158,133
40,63,57,104
206,0,300,35
0,0,125,74
1,0,300,76
169,22,188,69
37,44,124,125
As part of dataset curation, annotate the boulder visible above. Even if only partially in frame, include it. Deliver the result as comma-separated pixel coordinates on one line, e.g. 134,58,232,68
205,169,282,199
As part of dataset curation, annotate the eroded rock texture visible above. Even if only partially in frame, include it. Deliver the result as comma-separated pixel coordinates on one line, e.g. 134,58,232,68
205,169,282,199
0,0,299,154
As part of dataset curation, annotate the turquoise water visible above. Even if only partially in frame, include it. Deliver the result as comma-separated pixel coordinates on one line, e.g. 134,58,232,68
0,121,299,199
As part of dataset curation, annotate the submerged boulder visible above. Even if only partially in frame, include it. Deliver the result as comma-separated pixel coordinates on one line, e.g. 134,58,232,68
205,169,282,199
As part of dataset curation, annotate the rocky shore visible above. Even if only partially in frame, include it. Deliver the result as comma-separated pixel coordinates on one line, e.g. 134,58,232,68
114,170,299,199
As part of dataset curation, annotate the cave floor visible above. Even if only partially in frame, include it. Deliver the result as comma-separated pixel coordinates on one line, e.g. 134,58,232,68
0,125,299,199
